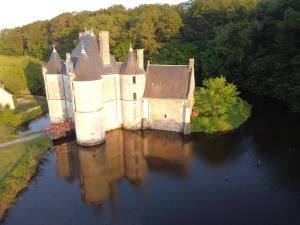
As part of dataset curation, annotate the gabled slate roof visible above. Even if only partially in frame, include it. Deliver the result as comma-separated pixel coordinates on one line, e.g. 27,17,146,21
143,65,191,99
120,47,144,75
74,51,101,81
46,47,62,74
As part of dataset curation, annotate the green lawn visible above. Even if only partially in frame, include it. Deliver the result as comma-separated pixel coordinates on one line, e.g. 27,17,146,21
0,145,25,180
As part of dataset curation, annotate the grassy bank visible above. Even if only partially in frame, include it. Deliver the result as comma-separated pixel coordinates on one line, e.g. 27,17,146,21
191,77,252,133
0,54,48,142
0,54,51,220
0,95,48,143
0,137,52,219
0,95,50,220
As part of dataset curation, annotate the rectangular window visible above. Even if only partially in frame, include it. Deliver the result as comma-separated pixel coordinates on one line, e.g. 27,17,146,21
133,93,137,100
133,76,136,84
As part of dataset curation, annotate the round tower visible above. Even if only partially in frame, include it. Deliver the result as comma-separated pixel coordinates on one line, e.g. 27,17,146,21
43,45,68,123
120,46,145,130
71,48,105,146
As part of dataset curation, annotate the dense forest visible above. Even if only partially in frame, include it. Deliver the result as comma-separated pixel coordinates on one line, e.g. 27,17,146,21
0,0,299,112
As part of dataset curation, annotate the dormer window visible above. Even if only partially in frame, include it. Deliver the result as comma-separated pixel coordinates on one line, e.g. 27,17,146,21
133,76,136,84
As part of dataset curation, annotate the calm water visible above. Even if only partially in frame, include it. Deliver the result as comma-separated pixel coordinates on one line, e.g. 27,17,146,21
2,96,300,225
17,114,50,135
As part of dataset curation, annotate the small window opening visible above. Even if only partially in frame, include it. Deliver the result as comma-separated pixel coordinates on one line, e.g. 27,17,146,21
133,93,137,100
133,76,136,84
164,114,167,118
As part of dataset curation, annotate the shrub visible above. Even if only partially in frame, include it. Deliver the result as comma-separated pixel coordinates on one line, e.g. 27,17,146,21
192,76,251,133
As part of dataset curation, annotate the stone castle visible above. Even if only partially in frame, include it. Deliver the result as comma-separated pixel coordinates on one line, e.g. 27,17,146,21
43,29,195,146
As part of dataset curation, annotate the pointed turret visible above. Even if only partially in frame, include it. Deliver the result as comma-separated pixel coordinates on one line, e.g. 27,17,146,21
120,45,144,75
74,46,101,81
71,44,105,146
46,44,62,74
43,43,73,124
120,44,146,130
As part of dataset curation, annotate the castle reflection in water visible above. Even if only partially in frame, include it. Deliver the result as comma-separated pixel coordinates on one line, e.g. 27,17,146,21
55,129,193,205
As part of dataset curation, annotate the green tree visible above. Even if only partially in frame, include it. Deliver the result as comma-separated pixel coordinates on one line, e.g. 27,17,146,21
195,76,239,119
192,76,251,133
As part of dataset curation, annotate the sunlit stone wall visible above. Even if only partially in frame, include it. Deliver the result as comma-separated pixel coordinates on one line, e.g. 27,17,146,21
72,79,105,146
43,73,72,123
120,74,145,129
102,75,122,131
146,98,186,133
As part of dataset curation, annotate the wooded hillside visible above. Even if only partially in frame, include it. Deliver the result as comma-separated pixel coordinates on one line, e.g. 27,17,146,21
0,0,299,112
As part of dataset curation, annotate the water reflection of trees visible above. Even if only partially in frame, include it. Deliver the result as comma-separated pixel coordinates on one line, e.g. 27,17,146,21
192,131,246,167
54,129,192,206
242,96,300,191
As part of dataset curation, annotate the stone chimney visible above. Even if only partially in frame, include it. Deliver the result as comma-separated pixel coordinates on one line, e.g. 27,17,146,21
136,49,144,71
99,31,110,65
66,53,71,62
189,58,194,70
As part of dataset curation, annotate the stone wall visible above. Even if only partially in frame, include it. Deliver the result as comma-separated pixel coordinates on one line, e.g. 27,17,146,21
72,79,105,146
0,87,14,110
120,74,145,129
102,75,122,131
43,74,70,123
146,98,186,133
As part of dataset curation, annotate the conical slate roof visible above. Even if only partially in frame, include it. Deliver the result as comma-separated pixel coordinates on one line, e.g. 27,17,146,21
71,34,99,63
120,47,144,75
71,33,119,75
74,49,101,81
46,47,62,74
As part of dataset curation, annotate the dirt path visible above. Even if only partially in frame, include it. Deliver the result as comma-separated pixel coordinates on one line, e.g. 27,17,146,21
0,133,44,149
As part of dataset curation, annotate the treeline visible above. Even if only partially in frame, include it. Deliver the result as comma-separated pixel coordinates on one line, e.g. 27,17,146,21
0,0,299,112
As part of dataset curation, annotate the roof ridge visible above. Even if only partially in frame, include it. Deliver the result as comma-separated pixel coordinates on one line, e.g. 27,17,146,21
150,64,188,67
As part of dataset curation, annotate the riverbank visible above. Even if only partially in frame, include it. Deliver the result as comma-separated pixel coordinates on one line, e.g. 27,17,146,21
0,95,51,220
0,95,47,143
0,137,52,220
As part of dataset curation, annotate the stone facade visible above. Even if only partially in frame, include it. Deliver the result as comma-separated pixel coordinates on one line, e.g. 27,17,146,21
43,29,195,146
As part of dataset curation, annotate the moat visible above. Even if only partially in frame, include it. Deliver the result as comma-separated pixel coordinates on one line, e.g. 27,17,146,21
1,95,300,225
